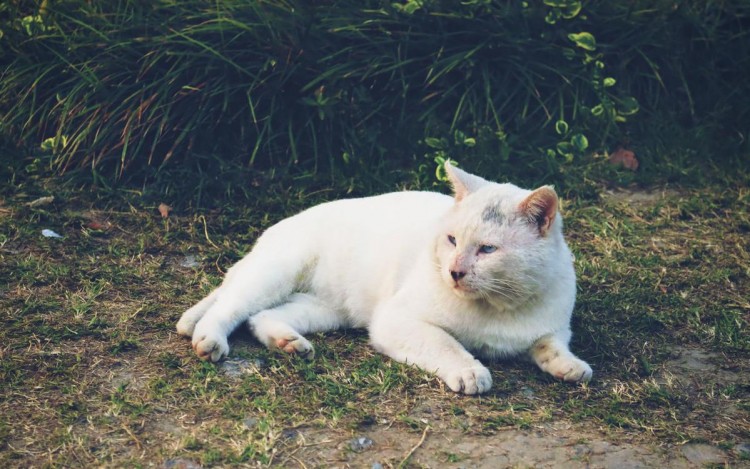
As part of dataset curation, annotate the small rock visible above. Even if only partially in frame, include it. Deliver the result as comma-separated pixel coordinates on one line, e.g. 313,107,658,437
41,229,63,239
680,443,726,465
520,386,535,398
162,458,202,469
410,402,432,417
220,358,263,378
573,444,591,457
282,429,299,440
243,417,258,429
350,436,374,452
372,463,384,469
179,255,199,268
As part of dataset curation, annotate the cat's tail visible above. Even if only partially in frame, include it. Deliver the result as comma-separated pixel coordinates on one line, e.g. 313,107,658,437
176,287,220,337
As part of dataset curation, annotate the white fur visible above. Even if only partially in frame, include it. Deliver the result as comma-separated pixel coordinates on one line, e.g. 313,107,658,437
177,164,592,394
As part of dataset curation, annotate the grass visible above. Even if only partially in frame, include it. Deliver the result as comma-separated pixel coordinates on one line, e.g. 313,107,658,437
0,161,748,467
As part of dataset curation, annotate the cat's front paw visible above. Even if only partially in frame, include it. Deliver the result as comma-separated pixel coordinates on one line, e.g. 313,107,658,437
191,322,230,362
176,313,198,337
193,334,229,362
442,362,492,395
546,356,592,383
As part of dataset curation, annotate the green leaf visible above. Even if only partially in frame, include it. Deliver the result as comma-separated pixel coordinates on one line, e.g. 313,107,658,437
424,137,445,149
556,142,574,162
561,2,582,19
591,104,605,117
554,120,569,135
462,137,476,147
570,133,589,152
603,77,616,87
435,157,457,182
500,142,510,161
545,9,561,24
392,0,423,15
453,129,467,145
556,141,573,154
545,1,583,19
568,32,596,51
618,96,640,116
21,15,46,36
41,135,68,152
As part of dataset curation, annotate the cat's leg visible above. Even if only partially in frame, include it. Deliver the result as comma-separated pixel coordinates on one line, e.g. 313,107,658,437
369,312,492,395
176,287,220,336
249,293,345,359
190,244,309,362
529,331,592,382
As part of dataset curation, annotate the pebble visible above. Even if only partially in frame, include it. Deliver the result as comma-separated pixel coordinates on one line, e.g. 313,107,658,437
350,436,374,452
220,358,265,378
680,443,726,465
162,459,201,469
179,254,199,268
243,417,258,429
282,429,300,440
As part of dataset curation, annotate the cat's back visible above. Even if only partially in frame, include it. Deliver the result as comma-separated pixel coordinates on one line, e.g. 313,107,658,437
256,190,452,263
289,190,452,234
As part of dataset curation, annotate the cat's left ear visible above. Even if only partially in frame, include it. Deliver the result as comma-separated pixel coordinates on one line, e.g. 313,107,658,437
444,161,489,202
519,186,558,236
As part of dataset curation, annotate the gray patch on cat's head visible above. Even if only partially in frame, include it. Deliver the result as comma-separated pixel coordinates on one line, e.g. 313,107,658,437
481,204,506,225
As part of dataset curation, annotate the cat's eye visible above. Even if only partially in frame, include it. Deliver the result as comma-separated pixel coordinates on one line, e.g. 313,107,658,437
447,235,456,246
479,245,497,254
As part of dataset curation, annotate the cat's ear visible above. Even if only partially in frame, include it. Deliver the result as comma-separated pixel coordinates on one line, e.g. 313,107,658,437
519,186,558,236
444,161,489,202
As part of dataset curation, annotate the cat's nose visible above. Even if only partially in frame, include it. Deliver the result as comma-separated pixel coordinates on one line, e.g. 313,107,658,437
450,270,466,281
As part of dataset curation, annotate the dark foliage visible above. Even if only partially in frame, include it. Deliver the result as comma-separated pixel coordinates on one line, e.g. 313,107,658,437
0,1,748,181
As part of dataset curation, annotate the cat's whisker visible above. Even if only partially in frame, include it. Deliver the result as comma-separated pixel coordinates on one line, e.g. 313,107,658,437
480,280,531,299
479,284,519,301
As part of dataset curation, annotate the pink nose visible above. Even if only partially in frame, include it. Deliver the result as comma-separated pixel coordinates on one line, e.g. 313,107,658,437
450,270,466,281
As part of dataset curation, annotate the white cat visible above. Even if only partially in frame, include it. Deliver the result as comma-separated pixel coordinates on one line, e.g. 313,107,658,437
176,163,592,394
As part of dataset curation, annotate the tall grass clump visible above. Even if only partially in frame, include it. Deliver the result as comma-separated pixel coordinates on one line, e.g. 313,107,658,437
0,1,748,181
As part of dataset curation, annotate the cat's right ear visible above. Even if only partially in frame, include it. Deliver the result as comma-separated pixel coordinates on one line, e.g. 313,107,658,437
444,161,488,202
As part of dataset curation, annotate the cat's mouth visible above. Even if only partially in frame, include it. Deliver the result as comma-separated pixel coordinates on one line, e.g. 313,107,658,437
450,280,480,298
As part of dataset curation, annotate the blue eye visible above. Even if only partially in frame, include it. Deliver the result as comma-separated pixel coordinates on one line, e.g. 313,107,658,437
447,235,456,246
479,245,497,254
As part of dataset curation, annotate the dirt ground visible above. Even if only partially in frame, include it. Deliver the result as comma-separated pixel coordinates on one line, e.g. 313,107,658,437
174,344,743,468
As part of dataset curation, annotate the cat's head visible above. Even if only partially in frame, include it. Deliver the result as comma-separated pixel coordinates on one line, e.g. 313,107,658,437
435,162,567,303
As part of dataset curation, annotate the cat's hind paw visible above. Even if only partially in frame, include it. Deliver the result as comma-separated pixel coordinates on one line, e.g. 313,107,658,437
192,333,230,362
548,356,593,383
443,363,492,395
274,334,314,359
